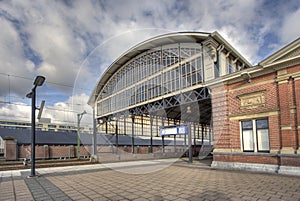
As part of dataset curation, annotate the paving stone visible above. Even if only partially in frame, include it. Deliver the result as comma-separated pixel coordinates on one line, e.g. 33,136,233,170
1,159,300,201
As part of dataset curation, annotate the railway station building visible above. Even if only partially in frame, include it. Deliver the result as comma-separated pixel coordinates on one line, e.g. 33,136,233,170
89,31,300,174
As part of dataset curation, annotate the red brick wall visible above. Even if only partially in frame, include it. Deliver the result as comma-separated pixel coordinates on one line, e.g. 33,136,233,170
18,145,31,159
213,154,279,165
228,73,278,117
295,78,300,149
281,157,300,166
211,84,230,149
229,120,240,150
212,72,279,151
4,139,17,160
212,64,300,167
15,145,187,160
269,115,281,150
18,145,90,159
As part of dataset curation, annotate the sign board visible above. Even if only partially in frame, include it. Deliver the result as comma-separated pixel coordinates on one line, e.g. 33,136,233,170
160,125,188,136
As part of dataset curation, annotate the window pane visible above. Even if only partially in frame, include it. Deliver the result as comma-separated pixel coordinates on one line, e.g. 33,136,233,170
242,120,253,129
243,130,254,151
256,119,268,129
257,129,270,151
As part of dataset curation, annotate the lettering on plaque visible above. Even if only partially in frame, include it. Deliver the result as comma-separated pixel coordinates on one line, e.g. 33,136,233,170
237,91,265,109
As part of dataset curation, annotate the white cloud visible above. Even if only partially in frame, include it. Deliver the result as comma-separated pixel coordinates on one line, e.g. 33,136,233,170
0,93,92,126
0,102,31,121
280,7,300,43
42,93,92,126
0,0,299,124
0,18,34,96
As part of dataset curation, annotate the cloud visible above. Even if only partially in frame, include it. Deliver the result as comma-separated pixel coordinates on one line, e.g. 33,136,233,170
280,7,300,43
0,102,31,121
0,0,299,125
42,93,92,126
0,93,92,126
0,17,35,97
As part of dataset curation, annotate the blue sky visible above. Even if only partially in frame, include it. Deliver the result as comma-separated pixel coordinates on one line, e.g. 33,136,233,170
0,0,299,125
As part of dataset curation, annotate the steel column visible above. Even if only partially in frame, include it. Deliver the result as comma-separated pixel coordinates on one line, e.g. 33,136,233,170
131,116,135,153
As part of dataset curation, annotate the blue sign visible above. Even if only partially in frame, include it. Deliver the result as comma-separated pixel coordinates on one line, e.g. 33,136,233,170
160,125,188,136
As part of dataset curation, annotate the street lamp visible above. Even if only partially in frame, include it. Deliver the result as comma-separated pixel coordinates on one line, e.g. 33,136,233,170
77,110,87,159
26,75,46,177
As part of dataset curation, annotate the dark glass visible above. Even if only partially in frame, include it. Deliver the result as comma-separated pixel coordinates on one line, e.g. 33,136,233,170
242,120,253,129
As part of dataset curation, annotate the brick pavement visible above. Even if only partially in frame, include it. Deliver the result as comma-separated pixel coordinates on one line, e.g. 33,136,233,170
0,159,300,201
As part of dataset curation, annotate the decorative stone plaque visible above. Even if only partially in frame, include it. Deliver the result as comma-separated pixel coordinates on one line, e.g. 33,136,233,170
237,91,265,109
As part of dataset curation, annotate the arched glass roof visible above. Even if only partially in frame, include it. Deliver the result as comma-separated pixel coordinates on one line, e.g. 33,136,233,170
89,31,252,106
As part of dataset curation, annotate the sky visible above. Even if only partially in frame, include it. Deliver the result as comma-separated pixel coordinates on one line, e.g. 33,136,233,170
0,0,299,126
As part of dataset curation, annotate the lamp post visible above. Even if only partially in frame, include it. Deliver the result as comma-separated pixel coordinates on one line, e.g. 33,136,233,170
26,76,45,177
77,111,86,159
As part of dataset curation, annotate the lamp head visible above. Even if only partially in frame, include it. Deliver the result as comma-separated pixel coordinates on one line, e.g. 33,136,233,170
26,92,33,98
34,76,46,86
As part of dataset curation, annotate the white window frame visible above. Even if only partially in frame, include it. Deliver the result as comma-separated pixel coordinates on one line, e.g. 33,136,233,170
240,118,270,153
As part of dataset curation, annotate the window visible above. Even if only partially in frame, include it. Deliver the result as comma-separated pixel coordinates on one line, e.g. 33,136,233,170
256,119,270,152
241,118,270,152
241,120,254,151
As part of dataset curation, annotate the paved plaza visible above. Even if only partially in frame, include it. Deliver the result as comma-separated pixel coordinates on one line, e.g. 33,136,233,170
1,158,300,201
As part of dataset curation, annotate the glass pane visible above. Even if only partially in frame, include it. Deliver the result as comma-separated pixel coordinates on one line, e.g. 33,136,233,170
242,120,253,129
257,129,270,151
256,119,268,129
243,130,254,151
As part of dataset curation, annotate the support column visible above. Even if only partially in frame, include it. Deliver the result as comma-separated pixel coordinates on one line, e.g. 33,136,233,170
150,115,153,153
156,117,159,137
184,132,187,148
141,115,144,136
124,114,126,135
131,115,135,154
188,123,192,163
161,117,165,153
193,123,196,155
92,108,97,156
209,123,212,145
162,136,165,153
115,119,118,152
174,135,177,153
201,124,205,146
105,119,108,134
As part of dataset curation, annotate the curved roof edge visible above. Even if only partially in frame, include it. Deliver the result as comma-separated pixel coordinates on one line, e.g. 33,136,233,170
88,31,252,105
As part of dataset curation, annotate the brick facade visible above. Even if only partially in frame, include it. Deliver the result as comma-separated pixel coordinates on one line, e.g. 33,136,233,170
7,144,194,160
212,50,300,173
4,138,17,160
18,145,91,159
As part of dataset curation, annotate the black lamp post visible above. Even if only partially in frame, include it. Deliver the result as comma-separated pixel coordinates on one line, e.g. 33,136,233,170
26,75,45,177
